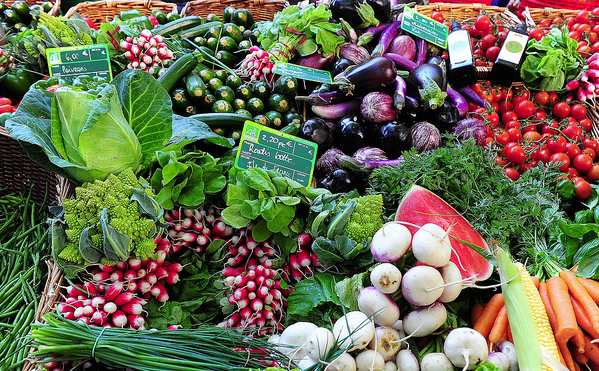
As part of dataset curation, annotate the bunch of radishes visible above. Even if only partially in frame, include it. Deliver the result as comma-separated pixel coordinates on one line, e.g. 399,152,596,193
164,206,234,255
566,52,599,102
236,46,276,85
119,29,173,75
220,264,290,336
280,233,322,282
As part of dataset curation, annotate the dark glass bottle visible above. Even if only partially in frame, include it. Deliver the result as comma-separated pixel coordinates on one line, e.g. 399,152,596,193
489,23,530,86
447,22,476,89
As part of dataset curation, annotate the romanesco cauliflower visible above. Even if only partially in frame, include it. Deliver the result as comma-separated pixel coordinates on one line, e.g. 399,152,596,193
344,194,385,244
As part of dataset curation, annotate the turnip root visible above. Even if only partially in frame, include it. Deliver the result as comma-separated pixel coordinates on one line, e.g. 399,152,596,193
333,311,376,352
305,327,336,361
368,326,402,361
384,361,397,371
355,349,385,371
389,320,407,349
370,263,402,294
444,327,488,370
401,266,445,306
325,353,357,371
402,302,447,337
279,322,318,360
299,355,319,370
358,286,400,326
371,223,411,263
495,340,518,371
395,349,419,371
420,353,453,371
411,223,452,267
437,262,463,303
486,352,510,371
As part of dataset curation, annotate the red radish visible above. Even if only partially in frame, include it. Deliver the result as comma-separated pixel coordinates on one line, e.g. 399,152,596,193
127,281,138,293
234,274,247,287
128,258,142,270
90,296,106,309
234,287,248,300
152,281,169,302
166,263,183,273
137,268,147,279
65,297,83,308
121,302,144,315
92,270,110,282
58,302,75,313
112,310,128,328
110,270,124,282
240,307,252,319
246,280,257,292
228,294,238,305
124,270,136,281
138,279,151,293
223,267,244,277
77,317,90,325
250,298,263,312
248,292,257,300
146,273,157,285
63,311,76,321
297,233,312,247
91,310,108,325
224,276,236,287
147,260,159,273
237,297,250,309
73,307,86,319
98,263,115,273
67,284,87,298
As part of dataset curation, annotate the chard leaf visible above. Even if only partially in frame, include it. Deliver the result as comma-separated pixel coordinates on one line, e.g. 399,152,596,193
202,170,227,194
335,270,369,310
100,208,130,262
226,184,249,205
287,273,344,316
162,162,189,184
242,168,276,192
266,204,295,232
156,187,174,210
171,177,187,202
261,200,279,221
177,164,205,207
112,69,172,167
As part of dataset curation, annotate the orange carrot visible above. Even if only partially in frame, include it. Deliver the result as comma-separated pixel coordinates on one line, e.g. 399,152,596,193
561,270,599,337
571,296,599,339
507,324,513,344
531,275,540,289
578,277,599,305
570,341,589,365
489,305,509,345
547,276,586,353
473,293,504,339
583,333,599,366
559,340,579,371
540,282,571,369
471,302,485,327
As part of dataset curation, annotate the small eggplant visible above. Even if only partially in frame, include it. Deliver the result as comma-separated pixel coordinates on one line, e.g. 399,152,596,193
330,0,364,28
373,121,411,159
424,100,461,133
367,0,391,23
331,58,355,78
335,56,397,95
296,88,350,106
407,63,447,110
335,115,367,155
319,169,355,193
299,118,334,155
316,148,345,180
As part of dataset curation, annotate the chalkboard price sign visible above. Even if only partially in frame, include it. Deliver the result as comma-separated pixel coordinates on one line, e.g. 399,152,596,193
46,44,112,83
401,7,448,48
235,121,318,188
273,61,332,83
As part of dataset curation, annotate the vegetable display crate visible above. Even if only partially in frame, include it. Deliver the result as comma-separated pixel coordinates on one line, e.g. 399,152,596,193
0,127,71,206
21,260,65,371
180,0,288,21
64,0,177,27
4,0,61,16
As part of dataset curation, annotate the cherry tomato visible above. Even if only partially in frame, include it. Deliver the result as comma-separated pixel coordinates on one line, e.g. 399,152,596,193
486,46,501,62
583,147,596,160
566,167,580,179
542,121,560,135
471,83,485,95
495,156,509,166
533,91,549,106
505,120,521,130
498,100,514,115
553,102,571,118
547,135,567,153
547,92,559,106
569,31,581,41
570,104,587,121
494,129,510,145
574,153,594,172
514,100,536,119
504,167,520,180
505,144,526,163
475,15,492,31
585,164,599,180
431,11,444,23
501,111,518,124
575,179,592,200
480,90,494,104
480,34,498,51
519,160,538,174
584,138,599,153
537,149,553,164
522,125,538,134
538,19,551,28
564,142,581,159
562,123,583,142
576,10,590,24
550,152,571,172
534,111,547,123
529,27,544,41
579,118,593,132
552,16,564,25
507,128,522,142
0,98,12,106
491,87,502,102
523,131,542,142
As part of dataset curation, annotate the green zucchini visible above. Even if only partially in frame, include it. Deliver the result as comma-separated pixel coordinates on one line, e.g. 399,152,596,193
253,114,270,127
185,70,207,99
265,111,284,128
157,52,199,92
231,9,249,27
0,3,10,14
152,16,204,37
274,75,298,96
197,68,215,83
172,87,191,112
214,86,235,103
222,23,243,44
40,1,53,12
252,82,270,99
207,77,224,92
215,50,238,68
198,45,215,57
218,36,238,53
267,93,291,113
212,99,234,113
246,97,264,116
235,109,252,118
177,21,223,40
223,6,236,23
3,9,22,26
284,111,302,126
200,94,217,109
10,1,30,24
206,13,221,22
226,75,242,90
232,98,246,111
214,69,228,82
190,113,250,129
279,122,301,135
236,84,252,100
165,12,181,22
151,9,168,24
205,36,219,51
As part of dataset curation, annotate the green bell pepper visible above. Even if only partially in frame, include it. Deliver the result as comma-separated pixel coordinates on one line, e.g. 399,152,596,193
0,67,41,100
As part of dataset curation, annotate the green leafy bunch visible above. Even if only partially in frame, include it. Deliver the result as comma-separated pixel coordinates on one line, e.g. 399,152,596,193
58,168,163,265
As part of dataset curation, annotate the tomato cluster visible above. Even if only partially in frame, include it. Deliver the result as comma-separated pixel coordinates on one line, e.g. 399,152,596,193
0,97,15,114
470,81,598,200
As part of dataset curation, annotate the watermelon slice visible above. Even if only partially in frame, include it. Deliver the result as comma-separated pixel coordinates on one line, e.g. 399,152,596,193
395,185,493,282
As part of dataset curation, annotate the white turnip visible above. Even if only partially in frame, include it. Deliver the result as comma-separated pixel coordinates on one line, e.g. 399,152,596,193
410,223,452,267
355,349,385,371
495,340,518,371
370,263,402,294
298,355,318,370
305,327,336,361
401,266,445,306
368,326,402,361
486,352,510,371
437,261,463,303
370,223,411,263
358,286,400,326
402,302,447,337
333,311,376,352
384,361,397,371
420,353,453,371
395,349,419,371
325,353,357,371
389,320,407,349
279,322,318,360
444,327,488,370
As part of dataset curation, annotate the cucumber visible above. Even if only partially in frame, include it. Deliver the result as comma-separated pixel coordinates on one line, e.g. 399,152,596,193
274,75,298,96
177,21,223,40
157,52,199,92
252,82,270,100
191,113,250,129
247,97,264,116
172,88,191,112
235,109,252,118
152,16,204,37
236,84,253,100
215,50,238,68
223,6,236,23
219,36,238,53
185,70,207,99
212,100,234,113
198,68,215,83
267,93,291,113
151,9,168,24
226,75,242,90
207,77,224,92
232,98,246,111
265,111,284,128
205,13,221,23
222,23,243,44
214,69,228,82
253,114,270,127
214,86,235,103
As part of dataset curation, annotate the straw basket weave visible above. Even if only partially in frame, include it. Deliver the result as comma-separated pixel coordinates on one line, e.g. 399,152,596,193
181,0,288,21
65,0,177,27
0,127,73,206
4,0,60,16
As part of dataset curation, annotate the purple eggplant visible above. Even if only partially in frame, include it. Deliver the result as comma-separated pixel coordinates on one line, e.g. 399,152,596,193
335,56,397,94
405,95,419,110
361,91,398,123
393,75,407,111
446,87,468,117
389,35,416,60
367,0,392,23
357,23,390,46
299,118,334,155
335,115,367,155
330,0,379,28
311,99,362,120
331,58,355,78
384,52,417,71
457,86,491,110
373,121,411,159
294,53,335,70
336,153,404,172
316,148,345,180
338,44,371,65
319,169,355,193
371,20,402,57
415,38,427,66
296,87,350,106
407,63,447,110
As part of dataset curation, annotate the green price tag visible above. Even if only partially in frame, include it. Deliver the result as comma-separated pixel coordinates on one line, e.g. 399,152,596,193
273,61,332,83
401,7,448,48
47,44,112,83
235,121,318,188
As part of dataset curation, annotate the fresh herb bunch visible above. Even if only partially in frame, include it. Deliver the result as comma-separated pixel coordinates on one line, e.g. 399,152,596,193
368,138,567,258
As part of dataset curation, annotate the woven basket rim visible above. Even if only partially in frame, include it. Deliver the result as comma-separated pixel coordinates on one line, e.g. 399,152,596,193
65,0,178,19
180,0,289,19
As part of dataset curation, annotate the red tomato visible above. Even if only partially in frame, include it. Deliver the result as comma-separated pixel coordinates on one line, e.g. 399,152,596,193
534,111,547,123
574,153,594,172
504,167,520,180
480,34,498,51
547,92,559,106
0,98,12,106
523,131,542,142
538,19,551,28
569,31,581,41
507,128,522,142
537,149,553,164
505,144,526,163
431,11,444,23
550,152,571,172
529,27,544,41
502,111,518,124
498,100,514,115
505,120,521,130
471,83,485,95
547,135,567,153
553,102,571,118
586,164,599,180
584,138,599,153
519,160,539,174
495,156,509,166
542,121,560,135
570,104,588,121
494,129,510,145
486,46,501,62
583,147,596,160
514,100,536,119
566,167,580,179
552,16,564,25
564,142,581,159
475,15,492,31
0,105,14,114
533,91,549,106
576,10,590,24
579,118,593,132
562,123,583,142
521,125,538,134
575,180,593,200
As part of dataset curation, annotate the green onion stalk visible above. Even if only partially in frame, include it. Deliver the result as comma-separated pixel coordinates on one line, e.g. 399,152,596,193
30,313,294,371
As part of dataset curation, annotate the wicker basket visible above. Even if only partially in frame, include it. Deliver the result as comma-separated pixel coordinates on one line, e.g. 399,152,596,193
4,0,61,16
0,127,72,206
180,0,288,21
65,0,177,27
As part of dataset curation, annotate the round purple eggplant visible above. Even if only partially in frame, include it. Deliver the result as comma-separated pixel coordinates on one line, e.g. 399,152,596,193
335,115,366,155
299,118,334,155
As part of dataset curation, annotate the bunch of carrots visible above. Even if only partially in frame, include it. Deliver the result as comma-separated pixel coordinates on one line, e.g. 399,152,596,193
472,270,599,371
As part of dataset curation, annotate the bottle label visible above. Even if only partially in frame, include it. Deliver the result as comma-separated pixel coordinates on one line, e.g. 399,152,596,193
447,31,474,67
497,31,528,65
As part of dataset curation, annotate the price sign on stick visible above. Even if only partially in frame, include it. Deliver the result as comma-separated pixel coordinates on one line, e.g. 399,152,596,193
46,44,112,83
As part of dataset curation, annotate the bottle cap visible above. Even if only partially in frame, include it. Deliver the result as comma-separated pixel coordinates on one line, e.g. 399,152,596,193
516,23,527,32
451,22,461,32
